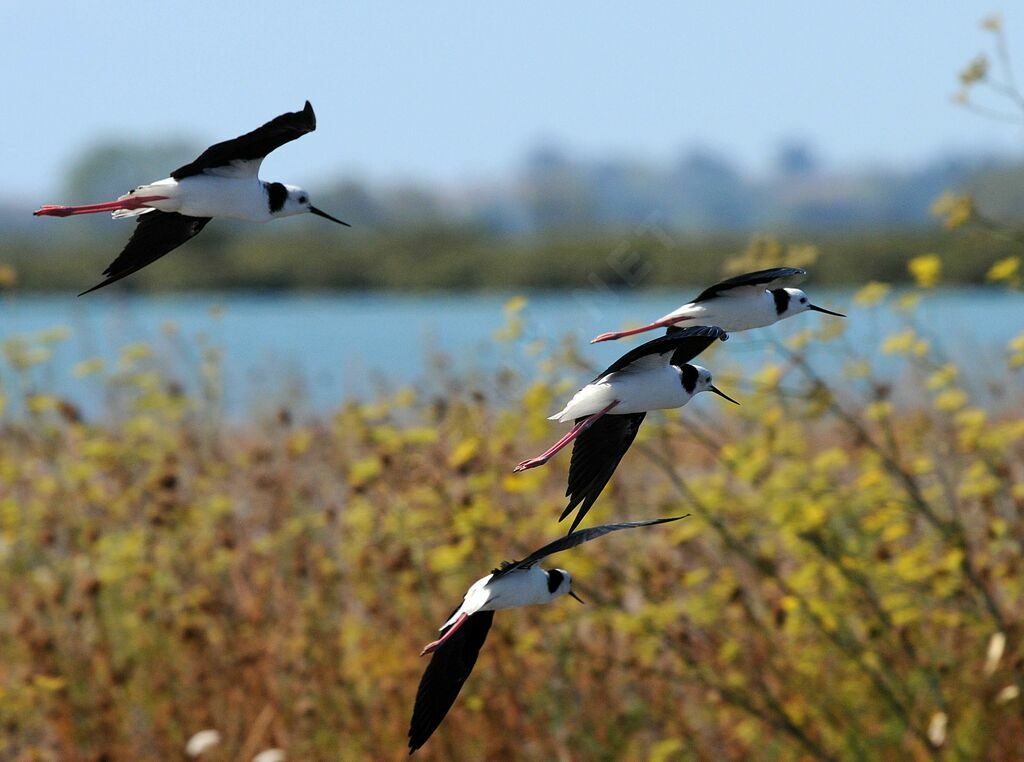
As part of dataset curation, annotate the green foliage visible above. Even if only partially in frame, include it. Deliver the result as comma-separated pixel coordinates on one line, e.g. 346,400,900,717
2,226,1022,292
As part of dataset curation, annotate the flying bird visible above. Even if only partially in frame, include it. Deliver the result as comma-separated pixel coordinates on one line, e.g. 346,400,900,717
515,325,737,533
407,516,686,754
590,268,844,343
34,101,349,295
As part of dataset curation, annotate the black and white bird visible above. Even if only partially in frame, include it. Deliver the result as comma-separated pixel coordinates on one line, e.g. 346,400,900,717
514,325,736,533
408,516,685,754
34,101,348,295
590,267,844,343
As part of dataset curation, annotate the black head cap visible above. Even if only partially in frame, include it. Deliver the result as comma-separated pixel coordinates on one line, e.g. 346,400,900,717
546,568,565,594
772,288,791,315
680,363,699,394
266,181,288,213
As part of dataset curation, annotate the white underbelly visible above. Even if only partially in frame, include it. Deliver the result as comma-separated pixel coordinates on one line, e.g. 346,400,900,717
610,370,691,413
173,176,267,220
554,367,689,419
699,296,778,332
481,567,552,610
664,294,778,332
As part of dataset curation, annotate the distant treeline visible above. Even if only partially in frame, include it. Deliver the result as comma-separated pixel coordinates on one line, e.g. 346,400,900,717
5,136,1023,240
2,224,1018,292
3,137,1023,293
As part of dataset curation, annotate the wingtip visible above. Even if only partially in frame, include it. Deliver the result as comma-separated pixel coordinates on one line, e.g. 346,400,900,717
564,509,586,535
660,514,689,524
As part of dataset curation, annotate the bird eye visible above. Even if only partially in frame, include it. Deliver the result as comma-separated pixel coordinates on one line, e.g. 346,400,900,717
298,195,308,204
800,297,807,303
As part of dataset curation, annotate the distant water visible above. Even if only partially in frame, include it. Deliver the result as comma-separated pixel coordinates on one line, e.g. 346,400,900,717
0,289,1020,416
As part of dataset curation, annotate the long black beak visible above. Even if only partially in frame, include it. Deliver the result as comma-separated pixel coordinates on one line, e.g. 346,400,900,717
568,590,585,604
808,304,845,317
709,385,740,405
309,206,351,227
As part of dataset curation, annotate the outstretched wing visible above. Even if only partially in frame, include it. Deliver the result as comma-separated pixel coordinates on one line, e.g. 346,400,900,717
558,413,646,534
594,325,727,380
80,212,211,295
408,611,495,754
690,267,807,303
170,101,317,180
492,516,685,579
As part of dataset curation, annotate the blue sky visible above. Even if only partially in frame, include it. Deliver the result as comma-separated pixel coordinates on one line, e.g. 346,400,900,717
4,2,1022,198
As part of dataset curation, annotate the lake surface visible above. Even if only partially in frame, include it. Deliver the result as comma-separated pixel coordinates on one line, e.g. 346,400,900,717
0,289,1020,415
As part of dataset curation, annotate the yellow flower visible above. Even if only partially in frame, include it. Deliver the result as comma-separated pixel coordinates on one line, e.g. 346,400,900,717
882,330,915,355
981,14,1002,33
503,295,528,315
927,364,958,390
934,388,968,412
0,264,16,288
26,395,58,414
120,343,153,363
853,281,889,306
1009,333,1024,368
930,192,975,229
348,457,382,487
986,256,1020,286
866,401,893,421
959,55,988,86
32,675,66,693
895,292,921,311
428,536,474,573
73,357,106,378
955,408,986,430
34,326,71,344
753,364,782,388
844,360,871,379
908,254,941,288
786,243,819,267
650,739,685,762
448,437,480,469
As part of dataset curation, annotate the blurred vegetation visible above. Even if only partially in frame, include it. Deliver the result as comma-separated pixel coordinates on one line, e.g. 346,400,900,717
0,239,1022,759
3,224,1024,293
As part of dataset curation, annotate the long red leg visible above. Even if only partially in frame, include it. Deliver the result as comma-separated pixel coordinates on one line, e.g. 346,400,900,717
590,316,692,344
514,400,619,472
420,613,469,656
33,195,169,218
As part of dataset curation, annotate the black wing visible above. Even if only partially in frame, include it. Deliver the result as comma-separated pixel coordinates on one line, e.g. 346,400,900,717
492,516,684,580
170,101,316,180
690,267,807,303
408,611,494,754
558,413,646,534
79,212,211,295
594,325,727,380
